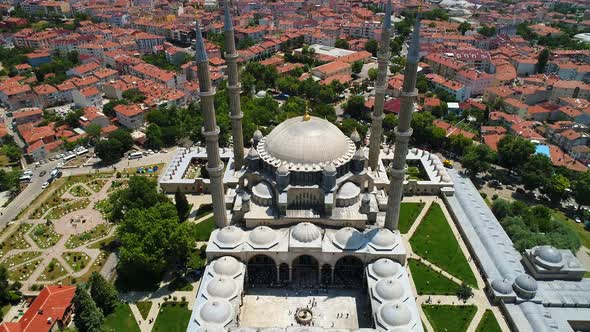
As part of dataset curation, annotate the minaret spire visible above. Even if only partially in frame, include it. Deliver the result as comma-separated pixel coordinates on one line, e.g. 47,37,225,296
368,0,392,171
224,0,245,171
385,4,422,231
195,11,228,229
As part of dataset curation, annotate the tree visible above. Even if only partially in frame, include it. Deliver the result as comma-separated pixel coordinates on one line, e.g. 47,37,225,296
146,124,163,150
122,88,146,103
1,144,21,162
416,75,429,93
368,67,378,81
461,144,495,176
0,265,21,305
365,39,378,57
109,176,169,222
447,134,473,155
175,188,190,222
477,25,496,37
541,174,570,205
343,95,367,120
95,139,123,163
73,286,104,332
574,171,590,210
351,60,363,74
458,21,471,35
536,48,549,74
496,135,535,173
0,169,22,192
335,39,349,49
521,154,553,191
89,272,118,315
117,203,192,290
492,199,511,219
108,129,133,151
65,108,84,128
456,283,473,300
86,124,101,141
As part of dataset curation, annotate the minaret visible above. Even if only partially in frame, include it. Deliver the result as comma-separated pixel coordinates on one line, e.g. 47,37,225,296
195,14,228,228
384,7,421,231
224,1,245,171
368,0,392,171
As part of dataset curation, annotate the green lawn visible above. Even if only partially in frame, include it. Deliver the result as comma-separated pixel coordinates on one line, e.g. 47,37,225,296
423,305,477,332
65,224,111,249
552,211,590,249
410,203,478,287
408,259,459,295
62,252,90,272
8,258,41,281
102,303,141,332
2,251,41,267
37,258,67,281
152,302,191,332
30,224,62,249
398,202,426,233
191,216,215,241
136,301,152,320
0,223,33,258
476,309,502,332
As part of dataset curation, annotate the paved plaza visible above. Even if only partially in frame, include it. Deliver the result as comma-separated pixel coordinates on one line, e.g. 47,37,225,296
239,288,370,329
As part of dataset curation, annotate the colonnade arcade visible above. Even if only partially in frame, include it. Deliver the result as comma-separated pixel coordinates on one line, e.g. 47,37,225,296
245,254,365,287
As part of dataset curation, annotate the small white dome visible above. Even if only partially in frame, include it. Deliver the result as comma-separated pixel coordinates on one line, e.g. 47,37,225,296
371,258,402,279
332,227,366,250
375,278,405,301
351,128,361,142
249,226,278,247
215,226,244,249
514,274,538,292
277,163,290,175
323,162,336,174
247,147,259,159
199,299,232,324
491,278,513,295
379,302,412,327
368,228,397,250
212,256,241,276
291,222,321,243
441,174,451,183
256,90,267,98
253,129,263,140
206,277,237,298
353,148,365,160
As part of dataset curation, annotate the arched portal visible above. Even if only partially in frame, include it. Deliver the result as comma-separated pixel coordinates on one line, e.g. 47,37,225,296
292,255,319,287
321,263,331,285
334,256,364,286
247,255,276,286
279,263,289,283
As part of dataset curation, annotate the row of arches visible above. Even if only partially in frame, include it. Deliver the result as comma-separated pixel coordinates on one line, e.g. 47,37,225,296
246,254,364,287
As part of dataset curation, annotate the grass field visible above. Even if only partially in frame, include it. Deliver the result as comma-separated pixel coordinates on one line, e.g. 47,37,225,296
410,203,478,287
423,305,477,332
2,251,41,268
475,309,502,332
30,224,62,249
46,198,90,219
8,258,41,281
102,303,141,332
65,224,111,249
62,252,90,272
152,302,191,332
0,223,32,258
37,258,67,281
191,216,215,241
398,202,426,233
70,184,92,197
136,301,152,320
408,259,459,295
88,179,108,193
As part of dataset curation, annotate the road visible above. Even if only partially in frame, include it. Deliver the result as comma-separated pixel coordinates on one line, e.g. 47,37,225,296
0,148,177,226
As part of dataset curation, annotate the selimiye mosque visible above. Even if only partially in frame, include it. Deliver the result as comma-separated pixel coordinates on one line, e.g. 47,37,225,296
160,2,590,332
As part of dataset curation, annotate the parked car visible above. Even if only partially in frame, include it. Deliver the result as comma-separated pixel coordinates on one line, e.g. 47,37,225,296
41,182,49,189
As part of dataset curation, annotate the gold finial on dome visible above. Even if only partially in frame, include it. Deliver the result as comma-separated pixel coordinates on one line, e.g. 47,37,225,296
303,101,311,121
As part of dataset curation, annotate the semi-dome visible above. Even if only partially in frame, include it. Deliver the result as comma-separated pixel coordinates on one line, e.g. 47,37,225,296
252,181,273,199
332,227,366,250
374,278,406,301
214,226,244,249
351,128,361,142
534,245,562,264
368,228,397,250
249,226,278,248
491,278,513,295
336,182,361,200
257,116,356,172
212,256,241,276
379,302,412,327
206,277,237,298
199,299,233,324
323,162,336,174
291,222,321,243
371,258,402,279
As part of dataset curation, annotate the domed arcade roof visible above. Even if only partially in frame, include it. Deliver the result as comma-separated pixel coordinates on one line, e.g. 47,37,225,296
198,299,233,325
257,116,356,172
248,226,279,249
332,227,366,250
367,228,397,250
374,278,406,302
370,258,402,279
206,277,238,299
291,222,322,243
378,302,412,328
212,256,242,277
214,226,244,249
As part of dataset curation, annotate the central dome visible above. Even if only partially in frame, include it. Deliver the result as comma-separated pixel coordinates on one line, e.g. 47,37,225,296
257,116,356,172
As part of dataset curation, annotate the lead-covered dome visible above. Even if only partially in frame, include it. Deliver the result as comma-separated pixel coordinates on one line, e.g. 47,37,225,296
534,245,562,264
199,299,233,324
214,226,244,249
379,302,412,327
206,277,237,298
332,227,366,250
257,116,356,172
212,256,241,276
374,278,406,301
248,226,279,248
370,258,402,279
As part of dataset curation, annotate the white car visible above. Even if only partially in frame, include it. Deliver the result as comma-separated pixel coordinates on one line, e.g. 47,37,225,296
41,182,49,189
